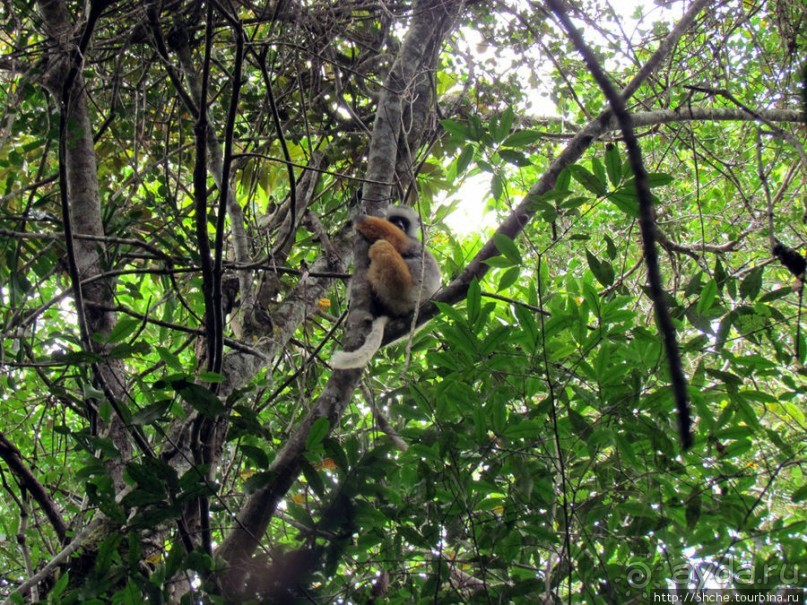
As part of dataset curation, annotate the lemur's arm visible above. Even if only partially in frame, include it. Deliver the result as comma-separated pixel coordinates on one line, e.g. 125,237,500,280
354,216,418,254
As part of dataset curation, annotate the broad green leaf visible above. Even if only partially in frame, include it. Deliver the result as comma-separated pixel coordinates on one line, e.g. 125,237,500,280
483,255,516,268
514,304,539,351
155,345,184,372
498,266,521,291
493,233,522,265
456,144,475,173
306,417,330,450
467,278,481,324
240,444,270,468
491,173,504,200
175,381,226,417
758,286,792,302
441,119,472,141
493,106,514,142
684,271,704,298
131,400,172,425
605,143,622,185
503,419,543,439
555,166,572,192
108,341,150,359
198,371,225,383
696,278,718,314
625,172,673,188
499,149,532,167
585,249,615,287
739,266,764,300
792,484,807,503
104,317,140,344
503,129,541,147
606,188,639,217
603,233,617,260
591,157,607,190
300,459,325,497
570,164,607,196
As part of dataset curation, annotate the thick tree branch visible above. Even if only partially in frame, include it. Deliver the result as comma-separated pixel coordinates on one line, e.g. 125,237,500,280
0,431,67,544
38,0,135,490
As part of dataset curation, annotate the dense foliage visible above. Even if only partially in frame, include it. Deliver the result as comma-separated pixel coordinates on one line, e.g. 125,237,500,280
0,0,804,602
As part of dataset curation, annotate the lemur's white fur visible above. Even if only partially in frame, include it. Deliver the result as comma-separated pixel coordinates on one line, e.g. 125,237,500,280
330,316,390,369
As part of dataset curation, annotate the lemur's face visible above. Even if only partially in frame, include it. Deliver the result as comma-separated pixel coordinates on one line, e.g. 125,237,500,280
387,215,412,236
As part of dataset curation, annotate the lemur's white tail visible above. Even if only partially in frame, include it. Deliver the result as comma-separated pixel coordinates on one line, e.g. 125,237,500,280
330,316,390,369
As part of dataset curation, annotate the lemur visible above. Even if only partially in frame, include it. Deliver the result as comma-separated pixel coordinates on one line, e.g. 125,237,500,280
330,206,441,369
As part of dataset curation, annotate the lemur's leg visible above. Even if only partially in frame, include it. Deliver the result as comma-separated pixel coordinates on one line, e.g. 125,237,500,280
367,240,413,302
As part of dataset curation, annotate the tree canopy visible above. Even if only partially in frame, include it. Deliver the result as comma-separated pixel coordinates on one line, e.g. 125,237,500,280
0,0,805,602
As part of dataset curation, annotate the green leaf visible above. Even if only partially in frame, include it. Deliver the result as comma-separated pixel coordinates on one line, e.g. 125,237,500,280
758,286,792,302
105,317,141,344
467,278,481,324
300,459,325,497
792,484,807,503
469,114,486,142
483,255,515,268
50,570,70,600
493,106,514,142
244,470,276,493
568,409,593,441
131,400,172,425
112,578,143,605
456,144,475,173
441,119,472,141
503,130,541,148
186,551,213,574
591,157,607,190
306,417,330,450
606,188,639,217
503,420,543,439
491,173,504,200
696,278,718,315
555,167,572,192
499,149,532,167
198,371,225,383
603,233,617,260
240,444,270,468
739,266,764,301
645,172,673,187
514,304,539,351
685,490,702,530
570,164,607,196
493,233,522,265
605,143,622,185
559,196,588,210
107,341,150,359
625,172,673,188
155,346,184,372
51,349,102,364
585,249,615,287
174,380,225,417
684,271,704,298
614,432,638,467
498,266,521,291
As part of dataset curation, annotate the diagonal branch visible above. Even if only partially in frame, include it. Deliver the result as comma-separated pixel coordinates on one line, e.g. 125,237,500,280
0,431,67,544
545,0,692,448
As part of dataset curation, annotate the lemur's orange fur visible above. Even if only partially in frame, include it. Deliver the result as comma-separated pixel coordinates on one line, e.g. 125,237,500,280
354,215,413,253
